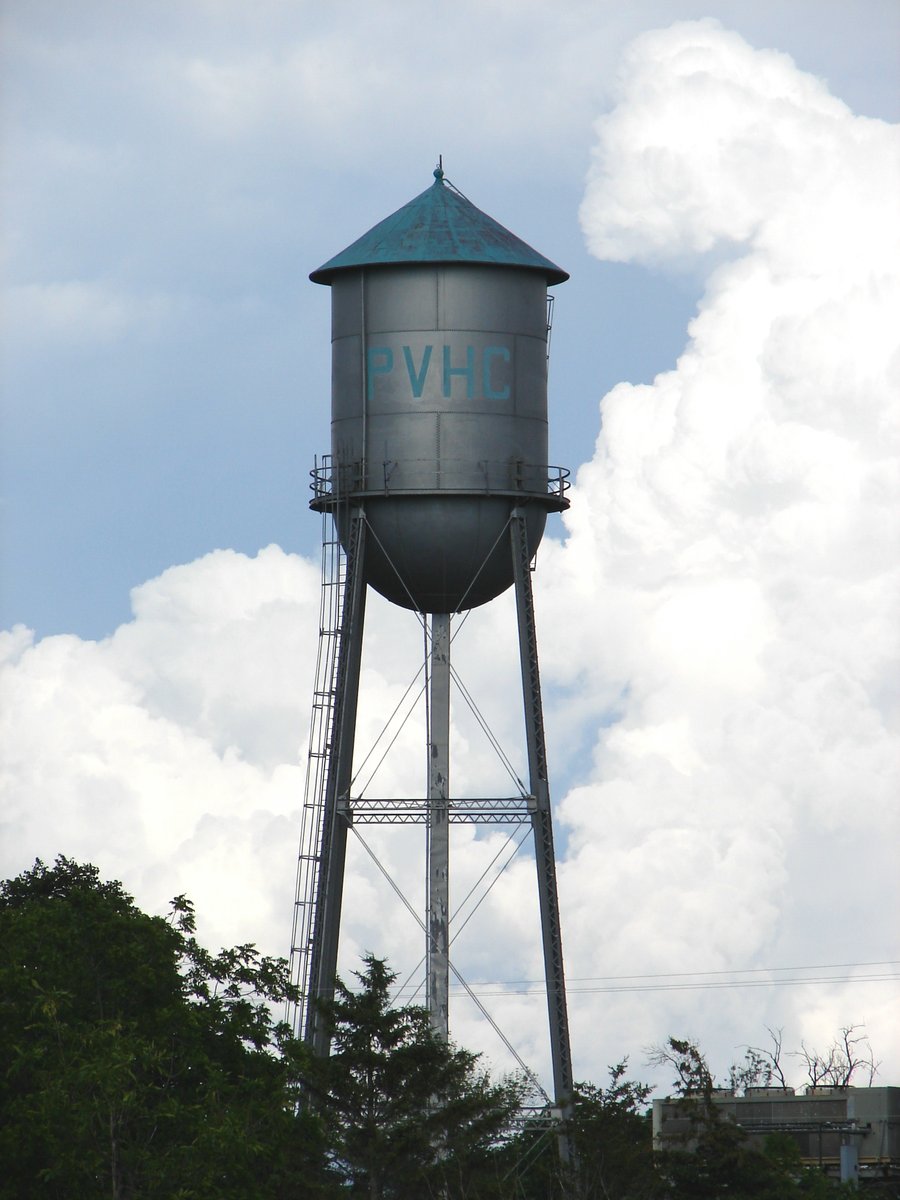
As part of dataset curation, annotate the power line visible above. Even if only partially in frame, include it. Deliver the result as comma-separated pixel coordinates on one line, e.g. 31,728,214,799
562,959,900,983
381,959,899,999
396,958,900,988
461,972,899,998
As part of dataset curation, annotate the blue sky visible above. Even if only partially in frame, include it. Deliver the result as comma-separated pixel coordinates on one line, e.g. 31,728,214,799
2,1,898,1093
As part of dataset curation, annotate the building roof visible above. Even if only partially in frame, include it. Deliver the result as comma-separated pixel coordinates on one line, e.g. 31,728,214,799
310,169,569,285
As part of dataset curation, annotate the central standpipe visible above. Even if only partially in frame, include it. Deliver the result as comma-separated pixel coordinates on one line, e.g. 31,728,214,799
427,613,451,1042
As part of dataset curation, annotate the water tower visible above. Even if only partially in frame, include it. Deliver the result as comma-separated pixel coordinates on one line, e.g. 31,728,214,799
290,167,575,1153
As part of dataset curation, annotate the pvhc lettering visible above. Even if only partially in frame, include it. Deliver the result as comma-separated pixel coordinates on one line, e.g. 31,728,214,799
366,344,511,401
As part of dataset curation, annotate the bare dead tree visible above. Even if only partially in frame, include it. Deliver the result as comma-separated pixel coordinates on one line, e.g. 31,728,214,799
836,1024,880,1086
796,1039,834,1088
732,1026,789,1092
794,1025,879,1089
765,1026,789,1089
656,1025,880,1099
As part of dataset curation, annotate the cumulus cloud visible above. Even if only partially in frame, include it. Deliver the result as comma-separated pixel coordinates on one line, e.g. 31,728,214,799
2,20,898,1091
544,18,900,1077
0,547,319,951
0,548,528,977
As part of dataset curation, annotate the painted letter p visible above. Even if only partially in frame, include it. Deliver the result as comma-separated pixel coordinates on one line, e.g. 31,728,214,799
366,347,393,400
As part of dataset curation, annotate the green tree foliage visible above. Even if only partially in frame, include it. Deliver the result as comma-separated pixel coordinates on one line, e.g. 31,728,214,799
305,954,525,1198
509,1063,660,1199
570,1065,660,1199
0,856,329,1199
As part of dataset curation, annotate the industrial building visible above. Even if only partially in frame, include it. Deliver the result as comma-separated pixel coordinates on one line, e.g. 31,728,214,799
652,1085,900,1187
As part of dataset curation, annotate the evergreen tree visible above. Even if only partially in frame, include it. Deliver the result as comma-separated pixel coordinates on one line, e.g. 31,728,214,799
571,1065,660,1199
306,955,525,1198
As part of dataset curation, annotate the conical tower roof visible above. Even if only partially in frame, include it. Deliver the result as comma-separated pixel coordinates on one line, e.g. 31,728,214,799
310,169,568,285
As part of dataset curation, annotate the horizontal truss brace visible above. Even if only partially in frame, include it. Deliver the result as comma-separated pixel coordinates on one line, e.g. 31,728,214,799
514,1105,565,1131
344,796,534,825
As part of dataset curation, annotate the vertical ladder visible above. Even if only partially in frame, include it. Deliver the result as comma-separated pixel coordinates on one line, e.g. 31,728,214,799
287,509,346,1036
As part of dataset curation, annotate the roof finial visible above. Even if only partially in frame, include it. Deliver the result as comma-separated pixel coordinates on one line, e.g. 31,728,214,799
433,154,444,182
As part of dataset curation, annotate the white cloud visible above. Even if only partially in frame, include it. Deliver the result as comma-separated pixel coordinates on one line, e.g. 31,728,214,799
0,547,317,950
581,19,870,264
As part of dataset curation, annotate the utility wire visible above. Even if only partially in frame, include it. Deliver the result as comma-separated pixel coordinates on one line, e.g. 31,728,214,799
388,959,900,993
562,959,900,982
381,961,899,1000
434,972,899,998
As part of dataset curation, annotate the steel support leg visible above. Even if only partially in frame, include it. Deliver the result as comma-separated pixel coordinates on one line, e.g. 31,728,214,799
426,612,451,1042
510,508,576,1167
305,508,368,1057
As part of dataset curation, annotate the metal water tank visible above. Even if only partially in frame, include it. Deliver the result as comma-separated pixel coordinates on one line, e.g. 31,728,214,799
310,169,569,612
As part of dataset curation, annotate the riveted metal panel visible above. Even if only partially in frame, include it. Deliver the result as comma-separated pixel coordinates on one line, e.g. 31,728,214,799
438,265,546,336
331,275,362,342
331,336,362,421
366,411,440,492
513,335,548,418
364,268,438,333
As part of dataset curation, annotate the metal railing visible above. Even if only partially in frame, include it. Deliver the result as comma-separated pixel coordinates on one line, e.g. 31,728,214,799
309,454,570,504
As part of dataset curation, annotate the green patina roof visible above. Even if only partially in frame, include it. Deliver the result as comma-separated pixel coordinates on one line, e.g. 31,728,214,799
310,170,568,285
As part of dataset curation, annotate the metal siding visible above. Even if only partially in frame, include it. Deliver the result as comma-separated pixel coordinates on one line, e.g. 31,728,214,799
366,411,439,492
331,337,362,421
331,275,361,341
365,267,438,332
438,265,546,335
514,335,549,418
